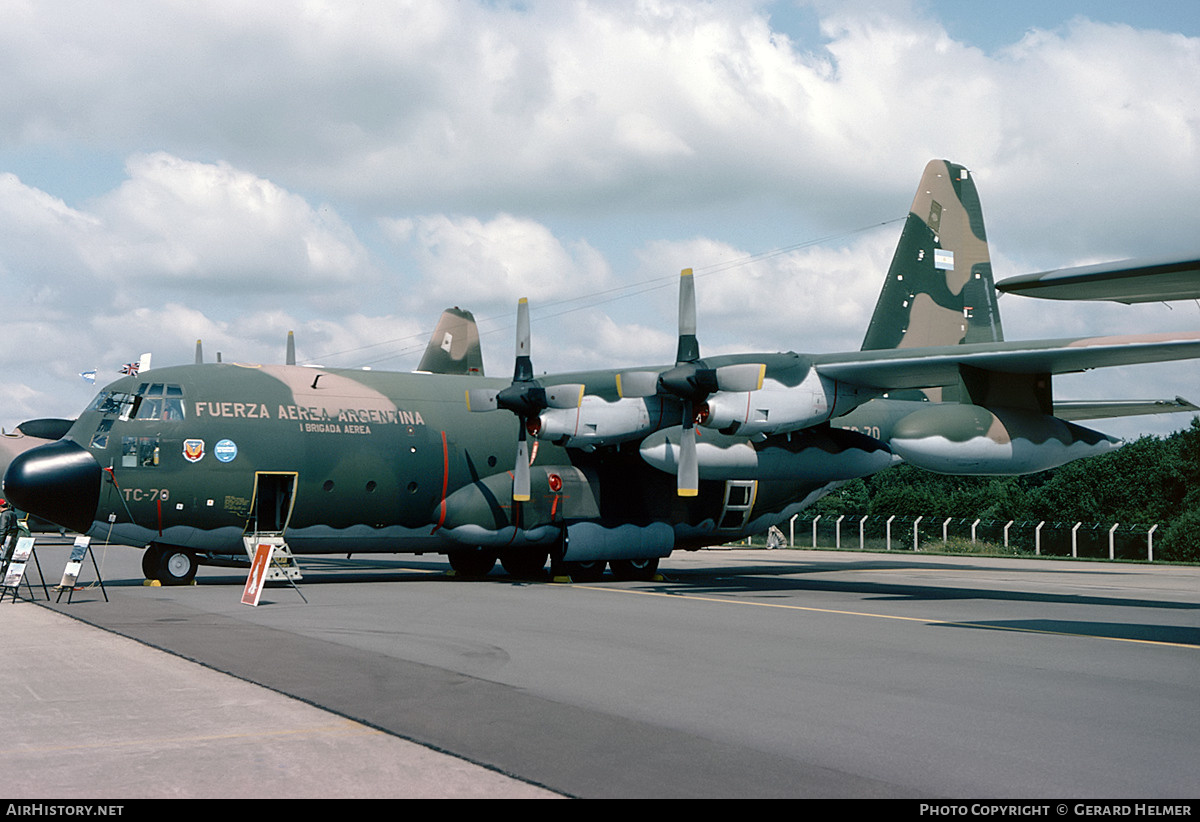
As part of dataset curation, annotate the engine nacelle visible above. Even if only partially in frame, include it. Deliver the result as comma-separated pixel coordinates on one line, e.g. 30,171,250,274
640,425,893,482
534,395,668,448
702,370,877,437
889,404,1121,475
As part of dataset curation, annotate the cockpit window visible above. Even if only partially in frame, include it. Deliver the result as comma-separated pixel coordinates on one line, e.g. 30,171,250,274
87,383,186,421
133,383,186,421
86,391,138,417
90,418,114,449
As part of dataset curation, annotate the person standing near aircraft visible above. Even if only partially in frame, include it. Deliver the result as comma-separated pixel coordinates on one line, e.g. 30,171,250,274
0,499,18,566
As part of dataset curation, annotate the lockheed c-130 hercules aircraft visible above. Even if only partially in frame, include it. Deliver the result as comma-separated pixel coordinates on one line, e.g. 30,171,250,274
6,159,1200,585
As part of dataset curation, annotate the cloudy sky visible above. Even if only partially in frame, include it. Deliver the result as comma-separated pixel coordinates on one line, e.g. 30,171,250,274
1,0,1197,440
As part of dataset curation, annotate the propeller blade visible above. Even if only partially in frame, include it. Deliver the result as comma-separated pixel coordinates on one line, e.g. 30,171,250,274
514,297,533,382
677,403,699,497
676,268,699,365
545,384,585,409
715,363,766,393
513,424,531,502
465,388,499,412
617,371,660,398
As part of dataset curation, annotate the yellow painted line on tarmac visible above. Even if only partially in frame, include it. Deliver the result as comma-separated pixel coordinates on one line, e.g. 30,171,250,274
573,584,1199,650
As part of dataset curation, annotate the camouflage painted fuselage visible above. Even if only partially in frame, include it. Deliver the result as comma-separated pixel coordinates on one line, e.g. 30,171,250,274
30,360,881,561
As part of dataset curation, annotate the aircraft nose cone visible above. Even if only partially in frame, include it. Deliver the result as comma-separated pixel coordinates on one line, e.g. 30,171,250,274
4,440,101,534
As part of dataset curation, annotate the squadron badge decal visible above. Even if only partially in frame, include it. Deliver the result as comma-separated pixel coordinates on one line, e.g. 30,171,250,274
183,439,205,463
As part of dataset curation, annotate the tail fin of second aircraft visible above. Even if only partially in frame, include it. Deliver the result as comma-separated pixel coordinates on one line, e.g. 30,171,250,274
416,307,485,376
861,159,1002,353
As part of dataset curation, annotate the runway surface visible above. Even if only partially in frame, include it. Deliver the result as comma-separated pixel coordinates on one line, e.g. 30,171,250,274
8,539,1200,798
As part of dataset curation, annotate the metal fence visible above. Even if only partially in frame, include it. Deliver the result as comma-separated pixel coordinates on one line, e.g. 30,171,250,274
740,514,1163,562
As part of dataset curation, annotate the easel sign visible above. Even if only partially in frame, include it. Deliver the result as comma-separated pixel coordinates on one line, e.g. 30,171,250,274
58,536,91,589
241,542,274,606
2,537,35,588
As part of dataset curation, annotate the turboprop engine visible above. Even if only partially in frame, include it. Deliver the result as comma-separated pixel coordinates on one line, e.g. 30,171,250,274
533,394,669,448
700,370,878,437
889,404,1121,475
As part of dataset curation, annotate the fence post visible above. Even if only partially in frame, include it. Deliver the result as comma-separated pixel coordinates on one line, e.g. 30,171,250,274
789,514,798,548
913,516,923,552
1071,522,1081,558
812,515,821,549
886,515,895,551
836,515,845,549
1109,523,1119,560
1148,524,1158,562
943,517,951,545
971,519,980,544
1004,521,1013,549
1035,521,1045,556
859,515,868,550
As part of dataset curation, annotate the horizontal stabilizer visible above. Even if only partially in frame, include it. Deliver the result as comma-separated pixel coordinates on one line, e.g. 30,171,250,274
996,255,1200,303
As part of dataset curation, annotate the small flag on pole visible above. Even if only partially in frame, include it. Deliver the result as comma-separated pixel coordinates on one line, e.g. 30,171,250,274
120,362,139,376
80,370,96,384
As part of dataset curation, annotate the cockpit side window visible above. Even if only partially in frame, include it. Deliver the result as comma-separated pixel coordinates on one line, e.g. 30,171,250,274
86,391,137,417
90,419,114,449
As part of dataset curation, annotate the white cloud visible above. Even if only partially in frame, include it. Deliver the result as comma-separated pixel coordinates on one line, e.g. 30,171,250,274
0,0,1196,438
386,212,611,309
89,153,371,292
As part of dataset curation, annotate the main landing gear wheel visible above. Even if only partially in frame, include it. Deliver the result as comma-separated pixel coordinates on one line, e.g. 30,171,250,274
141,546,160,580
562,560,606,582
500,549,548,579
448,549,497,578
155,546,198,585
609,558,659,581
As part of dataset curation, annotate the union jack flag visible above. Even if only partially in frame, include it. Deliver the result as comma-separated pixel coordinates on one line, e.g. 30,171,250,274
120,362,139,376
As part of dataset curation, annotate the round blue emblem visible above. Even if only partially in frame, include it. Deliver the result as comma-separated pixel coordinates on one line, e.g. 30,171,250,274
214,439,238,463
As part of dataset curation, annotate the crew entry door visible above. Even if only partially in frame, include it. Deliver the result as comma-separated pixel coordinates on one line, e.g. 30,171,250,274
249,472,297,534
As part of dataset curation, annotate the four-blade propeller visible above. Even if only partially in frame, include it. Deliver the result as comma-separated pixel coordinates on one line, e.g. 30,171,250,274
619,269,765,496
466,298,583,503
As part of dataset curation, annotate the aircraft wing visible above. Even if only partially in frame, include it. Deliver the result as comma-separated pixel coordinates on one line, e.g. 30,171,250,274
1052,396,1199,421
814,331,1200,390
995,255,1200,303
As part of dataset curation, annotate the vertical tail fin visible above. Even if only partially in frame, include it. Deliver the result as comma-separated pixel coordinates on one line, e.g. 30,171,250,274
861,160,1002,352
417,307,485,376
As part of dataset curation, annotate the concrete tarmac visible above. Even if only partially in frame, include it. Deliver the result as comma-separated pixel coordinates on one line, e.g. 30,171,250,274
0,602,561,799
6,543,1199,799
